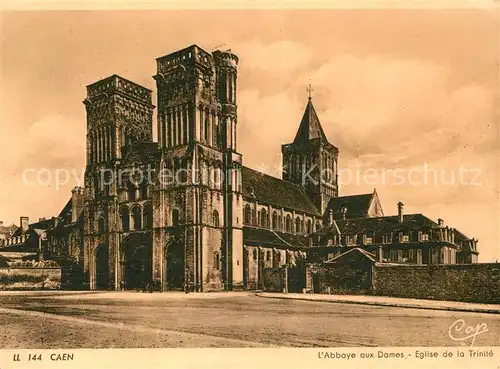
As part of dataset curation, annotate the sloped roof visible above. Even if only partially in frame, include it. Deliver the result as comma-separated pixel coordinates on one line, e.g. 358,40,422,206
0,224,18,239
0,254,11,267
324,247,377,263
242,166,320,216
57,198,72,219
11,218,55,237
326,193,374,219
316,213,439,236
243,226,310,249
293,98,328,145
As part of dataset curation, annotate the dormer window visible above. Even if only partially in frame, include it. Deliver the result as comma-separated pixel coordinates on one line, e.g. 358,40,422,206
364,231,374,245
400,233,409,243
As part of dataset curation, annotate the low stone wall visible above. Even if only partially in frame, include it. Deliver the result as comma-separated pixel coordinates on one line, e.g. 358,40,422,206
0,267,61,290
262,268,287,292
314,265,373,295
373,263,500,303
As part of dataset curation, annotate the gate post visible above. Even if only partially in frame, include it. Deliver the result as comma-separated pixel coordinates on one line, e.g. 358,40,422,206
284,266,288,294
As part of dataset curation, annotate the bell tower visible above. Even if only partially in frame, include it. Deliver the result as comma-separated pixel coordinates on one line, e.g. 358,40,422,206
83,75,154,290
153,45,243,291
282,91,339,217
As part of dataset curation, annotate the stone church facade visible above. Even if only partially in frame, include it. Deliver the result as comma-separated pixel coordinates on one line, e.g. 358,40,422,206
46,43,478,292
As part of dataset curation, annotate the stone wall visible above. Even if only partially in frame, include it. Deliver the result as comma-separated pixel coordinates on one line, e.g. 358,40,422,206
0,267,61,290
373,263,500,303
315,264,372,295
262,267,286,292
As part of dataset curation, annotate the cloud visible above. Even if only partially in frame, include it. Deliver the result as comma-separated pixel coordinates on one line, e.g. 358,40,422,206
238,40,312,75
11,114,86,172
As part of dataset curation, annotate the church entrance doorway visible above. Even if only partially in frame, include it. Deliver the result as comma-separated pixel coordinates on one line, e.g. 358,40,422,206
166,237,184,290
95,244,109,290
121,234,152,290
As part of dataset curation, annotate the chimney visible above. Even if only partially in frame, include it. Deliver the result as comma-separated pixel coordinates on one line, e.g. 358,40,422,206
397,202,404,223
0,220,3,226
71,186,84,223
20,216,29,231
329,209,334,225
438,218,444,227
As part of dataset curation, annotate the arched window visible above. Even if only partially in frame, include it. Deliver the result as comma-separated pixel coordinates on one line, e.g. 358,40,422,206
260,208,268,228
285,215,292,233
295,217,302,234
143,203,153,229
272,211,278,230
252,249,258,261
172,208,180,226
127,182,136,201
244,205,251,224
307,219,313,234
120,207,130,231
139,183,148,200
179,158,187,184
98,216,105,233
204,109,209,142
132,207,141,230
266,250,272,262
214,252,220,270
213,210,220,227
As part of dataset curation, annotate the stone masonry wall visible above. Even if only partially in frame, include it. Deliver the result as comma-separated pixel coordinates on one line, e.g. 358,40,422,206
0,267,61,290
262,267,286,292
373,263,500,303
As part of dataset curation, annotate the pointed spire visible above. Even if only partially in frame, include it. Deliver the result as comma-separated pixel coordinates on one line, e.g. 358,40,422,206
292,95,328,145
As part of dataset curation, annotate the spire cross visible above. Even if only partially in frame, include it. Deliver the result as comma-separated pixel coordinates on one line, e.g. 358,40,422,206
306,83,314,100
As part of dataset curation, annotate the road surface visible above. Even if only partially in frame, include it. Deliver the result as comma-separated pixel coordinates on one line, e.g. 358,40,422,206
0,291,498,348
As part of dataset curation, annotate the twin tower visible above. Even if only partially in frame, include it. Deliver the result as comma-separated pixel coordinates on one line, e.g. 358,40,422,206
82,44,338,291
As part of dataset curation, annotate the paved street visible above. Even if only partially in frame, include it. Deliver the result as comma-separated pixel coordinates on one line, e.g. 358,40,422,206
0,291,499,348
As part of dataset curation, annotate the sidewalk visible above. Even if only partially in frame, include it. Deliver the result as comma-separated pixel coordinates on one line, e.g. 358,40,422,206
255,292,500,314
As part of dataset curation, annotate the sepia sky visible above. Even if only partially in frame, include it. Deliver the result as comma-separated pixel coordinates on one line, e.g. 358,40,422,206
0,9,499,261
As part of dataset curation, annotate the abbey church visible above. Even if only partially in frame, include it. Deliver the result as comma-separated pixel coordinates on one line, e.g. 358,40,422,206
0,44,479,292
82,44,331,291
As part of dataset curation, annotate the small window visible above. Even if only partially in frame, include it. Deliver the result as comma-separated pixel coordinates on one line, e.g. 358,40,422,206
213,210,220,227
97,218,103,232
421,233,429,241
295,217,302,233
285,215,292,233
244,205,251,225
272,212,278,230
127,182,136,201
252,249,258,261
266,250,271,261
172,208,180,226
121,207,130,231
132,207,141,230
214,252,220,270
